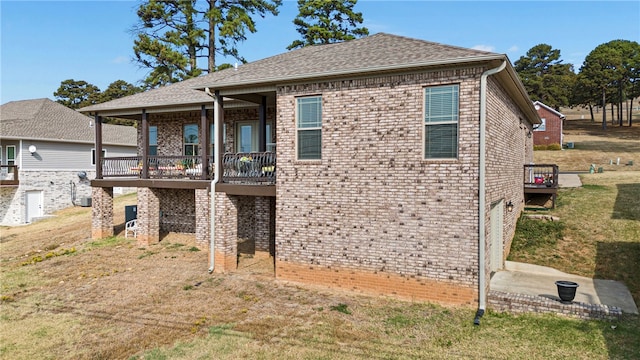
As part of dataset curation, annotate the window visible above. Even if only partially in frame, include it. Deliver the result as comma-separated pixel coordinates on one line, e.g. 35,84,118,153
535,118,546,132
149,126,158,155
91,148,106,166
296,96,322,160
424,85,459,159
235,121,272,153
6,146,16,166
184,124,199,156
209,123,227,156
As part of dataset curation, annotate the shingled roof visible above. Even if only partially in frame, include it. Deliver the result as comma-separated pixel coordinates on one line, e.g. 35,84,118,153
78,33,538,124
1,98,136,146
191,33,501,89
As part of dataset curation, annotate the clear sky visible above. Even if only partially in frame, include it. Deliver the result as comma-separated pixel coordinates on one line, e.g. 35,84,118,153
1,0,638,104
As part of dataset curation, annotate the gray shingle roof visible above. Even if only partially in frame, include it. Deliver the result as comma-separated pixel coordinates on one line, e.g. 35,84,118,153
191,33,500,89
1,98,136,146
76,33,538,124
78,76,215,113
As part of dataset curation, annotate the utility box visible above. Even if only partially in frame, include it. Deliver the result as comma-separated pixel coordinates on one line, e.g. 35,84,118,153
125,205,137,223
80,197,92,207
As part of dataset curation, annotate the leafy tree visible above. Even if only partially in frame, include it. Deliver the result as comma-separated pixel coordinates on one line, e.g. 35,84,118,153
287,0,368,50
579,40,640,128
514,44,576,110
132,0,282,88
54,79,101,109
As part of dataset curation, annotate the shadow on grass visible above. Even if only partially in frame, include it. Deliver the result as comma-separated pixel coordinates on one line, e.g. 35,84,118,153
596,241,640,359
613,183,640,220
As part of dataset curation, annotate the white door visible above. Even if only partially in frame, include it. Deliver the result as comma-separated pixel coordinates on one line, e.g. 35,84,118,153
26,190,43,223
489,200,504,273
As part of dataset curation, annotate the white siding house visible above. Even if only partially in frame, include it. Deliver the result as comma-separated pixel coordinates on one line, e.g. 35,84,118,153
1,98,137,225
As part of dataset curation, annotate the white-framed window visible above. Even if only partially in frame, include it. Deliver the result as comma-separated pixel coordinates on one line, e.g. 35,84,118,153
184,124,199,156
6,145,16,166
296,96,322,160
209,123,227,156
91,148,106,166
535,118,546,132
149,126,158,155
424,84,459,159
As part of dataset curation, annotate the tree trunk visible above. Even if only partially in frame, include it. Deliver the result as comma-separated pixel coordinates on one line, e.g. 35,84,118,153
208,0,216,72
589,104,595,122
630,98,634,127
610,102,614,125
602,88,607,130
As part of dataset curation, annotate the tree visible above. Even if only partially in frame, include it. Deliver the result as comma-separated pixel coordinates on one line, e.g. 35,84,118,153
579,40,640,128
99,80,143,103
287,0,368,50
514,44,576,110
132,0,282,88
54,79,101,109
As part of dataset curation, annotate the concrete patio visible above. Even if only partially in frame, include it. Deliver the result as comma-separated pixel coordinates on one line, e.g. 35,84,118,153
490,261,638,319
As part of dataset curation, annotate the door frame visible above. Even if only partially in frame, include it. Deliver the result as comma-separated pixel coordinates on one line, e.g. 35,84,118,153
25,190,43,223
489,199,504,274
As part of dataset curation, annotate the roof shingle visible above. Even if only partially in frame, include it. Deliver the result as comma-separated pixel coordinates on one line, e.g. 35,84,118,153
1,98,136,146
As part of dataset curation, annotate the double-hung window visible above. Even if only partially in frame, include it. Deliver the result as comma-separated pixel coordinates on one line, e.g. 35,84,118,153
424,84,459,159
296,96,322,160
6,146,15,166
184,124,199,156
535,118,546,132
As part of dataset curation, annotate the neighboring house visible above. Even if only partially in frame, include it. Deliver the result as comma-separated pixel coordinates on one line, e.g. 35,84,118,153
0,98,137,225
533,101,565,147
80,33,543,308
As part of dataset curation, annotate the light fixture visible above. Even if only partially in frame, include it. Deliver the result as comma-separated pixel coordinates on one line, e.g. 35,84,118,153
506,201,514,212
28,145,37,154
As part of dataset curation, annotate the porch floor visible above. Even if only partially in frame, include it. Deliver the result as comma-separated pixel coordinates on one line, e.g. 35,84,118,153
491,261,637,315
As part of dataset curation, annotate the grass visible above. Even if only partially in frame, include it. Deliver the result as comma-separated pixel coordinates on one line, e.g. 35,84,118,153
1,119,639,359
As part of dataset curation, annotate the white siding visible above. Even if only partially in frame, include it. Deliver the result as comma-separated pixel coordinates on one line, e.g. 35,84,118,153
20,141,135,170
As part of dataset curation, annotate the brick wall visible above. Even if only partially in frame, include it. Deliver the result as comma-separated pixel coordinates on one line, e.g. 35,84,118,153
274,68,488,303
158,188,195,233
533,106,562,146
485,78,534,271
91,186,113,239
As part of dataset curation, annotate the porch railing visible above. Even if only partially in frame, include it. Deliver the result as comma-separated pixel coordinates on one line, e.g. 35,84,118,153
102,156,211,179
524,164,559,189
0,165,19,186
100,153,276,184
222,152,276,184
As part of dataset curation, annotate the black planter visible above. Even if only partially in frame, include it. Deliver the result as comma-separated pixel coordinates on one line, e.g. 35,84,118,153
555,281,579,303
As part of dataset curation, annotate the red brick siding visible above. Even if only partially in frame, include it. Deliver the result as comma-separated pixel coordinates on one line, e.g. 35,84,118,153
533,107,562,146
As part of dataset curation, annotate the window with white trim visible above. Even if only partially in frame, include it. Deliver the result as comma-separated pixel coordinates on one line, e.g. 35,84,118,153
296,96,322,160
424,85,459,159
6,146,16,166
535,118,546,132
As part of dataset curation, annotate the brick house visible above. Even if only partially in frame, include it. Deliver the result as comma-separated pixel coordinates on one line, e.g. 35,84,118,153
533,101,565,147
80,34,541,308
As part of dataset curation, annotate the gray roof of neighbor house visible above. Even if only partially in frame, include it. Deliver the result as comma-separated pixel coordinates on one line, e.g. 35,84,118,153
1,98,136,146
79,33,539,124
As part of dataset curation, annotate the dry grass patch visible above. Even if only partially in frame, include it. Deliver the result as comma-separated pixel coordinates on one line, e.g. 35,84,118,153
534,118,640,172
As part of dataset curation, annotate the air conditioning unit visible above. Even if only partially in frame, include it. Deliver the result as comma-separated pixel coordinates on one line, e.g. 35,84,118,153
80,197,92,207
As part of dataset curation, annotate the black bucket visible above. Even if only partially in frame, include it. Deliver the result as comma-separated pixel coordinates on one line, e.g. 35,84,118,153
555,280,579,303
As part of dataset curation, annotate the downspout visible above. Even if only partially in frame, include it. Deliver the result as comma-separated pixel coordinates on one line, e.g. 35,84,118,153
207,89,220,273
475,60,507,326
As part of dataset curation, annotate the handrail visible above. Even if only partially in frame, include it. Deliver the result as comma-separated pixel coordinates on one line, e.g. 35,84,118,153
0,165,19,186
221,152,276,184
524,164,559,188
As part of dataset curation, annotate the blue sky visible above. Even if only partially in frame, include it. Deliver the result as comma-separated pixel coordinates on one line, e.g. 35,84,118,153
1,1,638,104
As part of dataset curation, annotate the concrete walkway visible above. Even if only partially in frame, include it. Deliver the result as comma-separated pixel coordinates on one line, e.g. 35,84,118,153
558,173,582,188
491,261,638,314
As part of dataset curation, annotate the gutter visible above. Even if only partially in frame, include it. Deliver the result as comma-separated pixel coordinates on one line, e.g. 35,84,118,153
208,89,221,273
475,60,507,326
